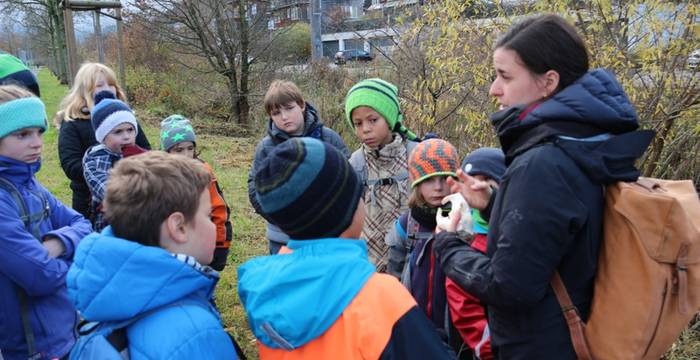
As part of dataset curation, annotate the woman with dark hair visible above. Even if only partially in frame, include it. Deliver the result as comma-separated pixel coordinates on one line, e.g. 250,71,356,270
434,14,653,359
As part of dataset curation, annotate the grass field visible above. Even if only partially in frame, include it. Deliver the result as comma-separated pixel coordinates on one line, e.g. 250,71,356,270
32,69,699,359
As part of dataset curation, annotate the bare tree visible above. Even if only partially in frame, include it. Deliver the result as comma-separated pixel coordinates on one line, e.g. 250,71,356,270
131,0,288,126
0,0,70,83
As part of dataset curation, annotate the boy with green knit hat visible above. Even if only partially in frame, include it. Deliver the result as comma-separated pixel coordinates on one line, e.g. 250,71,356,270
345,78,420,272
0,54,40,97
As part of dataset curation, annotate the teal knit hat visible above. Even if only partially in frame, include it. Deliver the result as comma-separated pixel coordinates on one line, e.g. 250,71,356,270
0,97,47,139
160,114,196,151
344,78,418,141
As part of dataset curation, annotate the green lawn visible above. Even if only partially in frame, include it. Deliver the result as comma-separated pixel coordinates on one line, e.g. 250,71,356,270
35,69,265,358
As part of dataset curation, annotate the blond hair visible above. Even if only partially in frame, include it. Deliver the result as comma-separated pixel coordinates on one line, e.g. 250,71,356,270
263,80,305,115
407,187,429,208
54,63,126,126
104,151,211,247
0,85,35,104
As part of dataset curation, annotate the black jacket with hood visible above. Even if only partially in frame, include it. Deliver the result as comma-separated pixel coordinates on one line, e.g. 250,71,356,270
247,102,350,248
57,112,151,217
433,69,653,359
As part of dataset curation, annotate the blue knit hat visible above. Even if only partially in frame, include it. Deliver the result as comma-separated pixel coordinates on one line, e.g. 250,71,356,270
255,137,363,240
91,90,138,144
461,147,506,182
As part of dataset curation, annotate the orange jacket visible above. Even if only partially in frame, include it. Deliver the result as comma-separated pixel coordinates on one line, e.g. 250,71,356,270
258,272,452,360
240,242,453,360
201,161,231,249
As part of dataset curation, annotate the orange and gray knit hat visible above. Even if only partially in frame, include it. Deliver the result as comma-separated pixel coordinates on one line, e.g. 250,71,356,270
408,138,459,188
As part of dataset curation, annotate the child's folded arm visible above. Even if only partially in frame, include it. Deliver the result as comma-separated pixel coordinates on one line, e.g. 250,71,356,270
43,193,93,259
0,208,71,296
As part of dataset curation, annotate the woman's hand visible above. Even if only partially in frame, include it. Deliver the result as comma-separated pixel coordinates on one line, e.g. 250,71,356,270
436,202,462,234
446,169,492,211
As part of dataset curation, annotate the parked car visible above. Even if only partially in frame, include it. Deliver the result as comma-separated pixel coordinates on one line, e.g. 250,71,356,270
334,49,373,65
688,49,699,69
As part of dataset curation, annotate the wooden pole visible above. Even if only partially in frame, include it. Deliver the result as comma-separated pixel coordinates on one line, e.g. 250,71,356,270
116,8,126,92
62,2,79,85
94,10,105,63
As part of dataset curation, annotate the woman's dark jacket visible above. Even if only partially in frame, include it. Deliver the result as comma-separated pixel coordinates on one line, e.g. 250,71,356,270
433,69,653,359
57,115,151,217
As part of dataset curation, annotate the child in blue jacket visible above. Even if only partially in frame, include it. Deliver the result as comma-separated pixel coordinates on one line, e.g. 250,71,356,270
0,85,92,360
68,151,239,359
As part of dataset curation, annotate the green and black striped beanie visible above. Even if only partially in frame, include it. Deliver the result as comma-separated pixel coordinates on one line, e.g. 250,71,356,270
0,54,40,97
344,78,417,141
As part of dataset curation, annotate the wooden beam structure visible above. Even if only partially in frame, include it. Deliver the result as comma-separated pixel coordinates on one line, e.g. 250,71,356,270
61,0,125,86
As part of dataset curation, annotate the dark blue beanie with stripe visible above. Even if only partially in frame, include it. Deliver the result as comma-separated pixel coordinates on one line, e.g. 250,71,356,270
255,137,363,240
91,90,138,144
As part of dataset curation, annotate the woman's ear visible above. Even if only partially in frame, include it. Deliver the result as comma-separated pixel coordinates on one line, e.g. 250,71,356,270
542,70,560,97
163,212,188,244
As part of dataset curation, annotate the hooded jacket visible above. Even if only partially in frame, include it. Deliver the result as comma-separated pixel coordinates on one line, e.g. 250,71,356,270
247,103,350,250
433,69,653,359
0,156,92,360
67,228,237,359
238,239,453,359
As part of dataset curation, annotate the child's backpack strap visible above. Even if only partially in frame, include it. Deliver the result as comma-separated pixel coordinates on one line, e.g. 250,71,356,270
71,299,246,360
0,176,52,360
349,140,420,208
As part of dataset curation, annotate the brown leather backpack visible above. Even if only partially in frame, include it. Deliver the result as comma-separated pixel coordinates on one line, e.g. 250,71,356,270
552,177,700,360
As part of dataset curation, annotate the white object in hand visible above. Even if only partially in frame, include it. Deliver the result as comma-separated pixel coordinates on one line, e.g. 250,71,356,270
436,193,473,233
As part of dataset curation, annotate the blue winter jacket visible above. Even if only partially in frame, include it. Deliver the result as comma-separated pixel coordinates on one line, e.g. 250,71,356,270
0,156,92,360
434,69,653,359
67,228,237,359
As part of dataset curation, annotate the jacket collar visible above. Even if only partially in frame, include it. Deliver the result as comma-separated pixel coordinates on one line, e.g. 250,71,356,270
0,155,40,186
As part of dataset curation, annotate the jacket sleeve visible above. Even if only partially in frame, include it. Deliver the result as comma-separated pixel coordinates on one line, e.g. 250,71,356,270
205,164,231,248
379,306,456,360
433,157,588,310
446,277,493,360
82,151,111,203
43,191,93,260
135,121,152,150
385,215,409,278
58,121,88,182
248,141,267,216
0,198,72,296
324,128,351,159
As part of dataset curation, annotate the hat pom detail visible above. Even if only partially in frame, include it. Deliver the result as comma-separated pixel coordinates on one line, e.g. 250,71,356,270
93,90,116,105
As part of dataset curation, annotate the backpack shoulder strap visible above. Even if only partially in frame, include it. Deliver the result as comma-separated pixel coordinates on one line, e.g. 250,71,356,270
349,149,367,185
0,177,41,359
79,298,216,353
0,177,30,227
551,271,593,360
406,139,419,158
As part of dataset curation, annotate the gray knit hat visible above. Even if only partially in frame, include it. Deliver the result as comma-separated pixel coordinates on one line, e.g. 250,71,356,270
160,114,196,151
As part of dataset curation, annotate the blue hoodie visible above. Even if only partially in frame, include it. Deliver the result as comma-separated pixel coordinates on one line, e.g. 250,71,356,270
67,228,237,359
238,239,375,349
0,156,92,360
